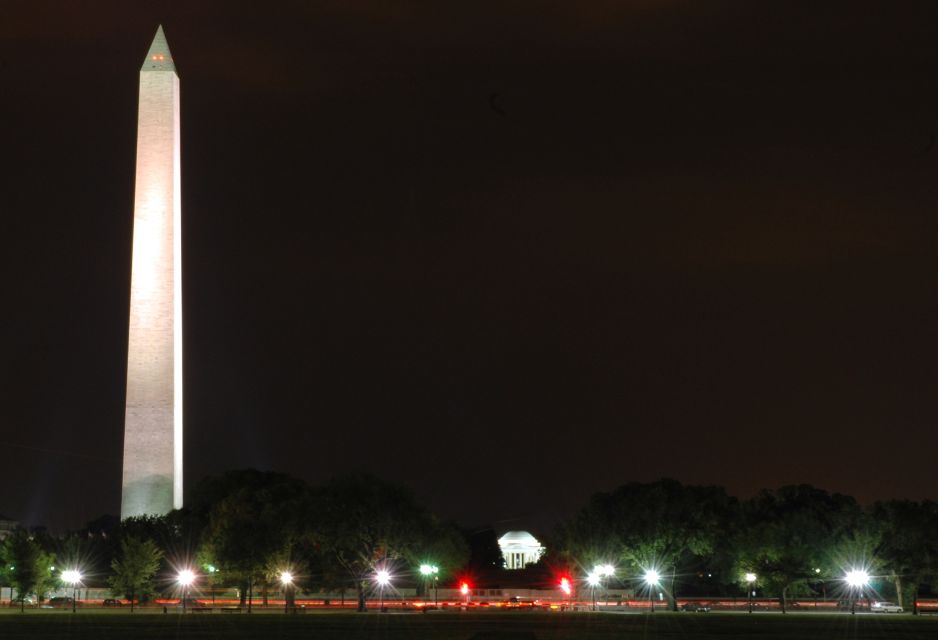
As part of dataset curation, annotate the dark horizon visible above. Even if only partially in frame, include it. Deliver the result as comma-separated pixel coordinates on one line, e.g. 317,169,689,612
3,1,938,533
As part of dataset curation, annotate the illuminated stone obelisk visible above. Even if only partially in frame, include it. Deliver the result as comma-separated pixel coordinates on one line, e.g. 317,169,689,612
121,25,182,518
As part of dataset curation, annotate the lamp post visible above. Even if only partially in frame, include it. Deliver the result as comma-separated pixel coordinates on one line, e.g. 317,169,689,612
205,565,217,606
280,571,293,614
419,564,439,607
745,573,757,614
177,569,196,614
375,569,391,611
587,573,600,611
61,570,82,614
593,564,614,610
644,570,660,613
845,570,869,615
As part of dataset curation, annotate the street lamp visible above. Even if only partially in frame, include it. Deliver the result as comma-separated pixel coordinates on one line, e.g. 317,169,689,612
419,564,440,607
205,565,218,605
845,569,870,615
280,571,293,614
592,564,615,609
644,569,661,613
177,569,196,614
745,573,757,614
61,569,82,613
375,569,391,611
586,572,601,611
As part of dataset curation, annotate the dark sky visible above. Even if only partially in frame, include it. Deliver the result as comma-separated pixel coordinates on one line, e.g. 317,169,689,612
2,1,937,534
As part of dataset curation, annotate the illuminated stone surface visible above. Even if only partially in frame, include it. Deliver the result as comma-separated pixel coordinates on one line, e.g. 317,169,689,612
121,25,182,518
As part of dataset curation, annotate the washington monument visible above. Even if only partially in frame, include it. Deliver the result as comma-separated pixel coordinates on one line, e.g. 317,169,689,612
121,25,182,518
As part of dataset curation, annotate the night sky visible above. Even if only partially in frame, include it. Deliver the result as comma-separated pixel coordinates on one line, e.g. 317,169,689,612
3,1,938,534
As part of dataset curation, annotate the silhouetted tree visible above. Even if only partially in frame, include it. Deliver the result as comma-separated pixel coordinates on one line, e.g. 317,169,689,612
108,537,163,612
561,479,735,610
314,474,468,611
734,485,863,613
1,530,56,611
199,470,308,610
872,500,938,613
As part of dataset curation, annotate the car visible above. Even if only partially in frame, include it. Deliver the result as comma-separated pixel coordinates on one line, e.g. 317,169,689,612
102,598,123,607
16,594,38,606
871,601,903,613
47,597,74,608
681,603,711,613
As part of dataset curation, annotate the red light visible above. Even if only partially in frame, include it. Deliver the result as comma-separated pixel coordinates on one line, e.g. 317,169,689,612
560,577,572,595
460,582,470,595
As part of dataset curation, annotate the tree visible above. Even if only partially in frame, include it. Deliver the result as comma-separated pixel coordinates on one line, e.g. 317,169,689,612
1,530,56,612
462,527,505,574
313,474,468,611
872,500,938,614
199,471,309,610
109,537,163,612
560,479,735,610
734,485,863,613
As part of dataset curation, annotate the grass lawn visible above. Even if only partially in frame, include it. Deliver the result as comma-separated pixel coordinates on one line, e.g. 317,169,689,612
0,610,936,639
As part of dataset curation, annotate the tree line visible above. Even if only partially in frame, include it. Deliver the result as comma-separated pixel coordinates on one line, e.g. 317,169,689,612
556,479,938,613
2,474,936,613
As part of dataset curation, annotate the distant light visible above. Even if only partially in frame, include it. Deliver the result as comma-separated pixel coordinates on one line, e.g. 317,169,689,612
845,570,869,588
280,571,293,585
815,568,821,574
745,572,757,583
177,569,196,587
375,569,391,586
206,564,217,574
595,564,615,577
644,569,660,585
586,573,601,587
560,577,572,595
419,564,439,576
61,570,82,585
460,582,470,595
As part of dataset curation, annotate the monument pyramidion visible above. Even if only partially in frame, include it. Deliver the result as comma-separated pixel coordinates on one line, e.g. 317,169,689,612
121,25,183,518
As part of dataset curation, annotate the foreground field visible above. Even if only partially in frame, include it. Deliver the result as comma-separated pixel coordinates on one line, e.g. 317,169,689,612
1,611,937,640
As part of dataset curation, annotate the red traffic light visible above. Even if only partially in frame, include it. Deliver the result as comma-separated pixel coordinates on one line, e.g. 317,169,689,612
460,581,470,595
559,577,572,595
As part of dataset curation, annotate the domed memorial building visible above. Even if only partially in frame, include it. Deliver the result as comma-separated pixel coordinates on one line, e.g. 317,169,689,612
498,531,545,570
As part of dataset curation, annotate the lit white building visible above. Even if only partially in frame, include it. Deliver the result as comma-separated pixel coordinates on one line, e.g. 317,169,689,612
498,531,545,570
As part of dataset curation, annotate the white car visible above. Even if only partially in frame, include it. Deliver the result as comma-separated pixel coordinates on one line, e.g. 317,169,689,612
871,601,903,613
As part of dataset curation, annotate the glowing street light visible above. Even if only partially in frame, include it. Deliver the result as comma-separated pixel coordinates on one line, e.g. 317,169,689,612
586,572,601,611
177,569,195,614
745,573,757,614
204,564,218,605
845,569,870,588
589,564,615,610
419,564,440,607
280,571,294,614
845,569,870,615
644,569,661,613
375,569,391,611
61,569,82,613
